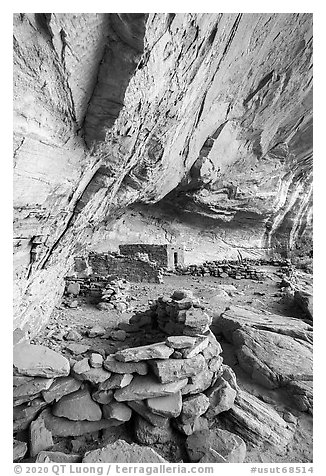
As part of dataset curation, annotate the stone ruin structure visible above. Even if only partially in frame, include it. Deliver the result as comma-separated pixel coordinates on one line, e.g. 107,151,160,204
14,289,290,463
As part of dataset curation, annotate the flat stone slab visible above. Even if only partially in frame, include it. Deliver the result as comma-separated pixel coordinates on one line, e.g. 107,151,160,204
182,369,214,395
221,390,294,447
13,377,54,401
42,376,81,403
147,391,182,417
103,356,148,375
14,344,70,378
52,388,102,421
74,366,112,385
65,343,91,354
150,354,206,384
29,411,54,457
166,336,198,349
83,440,167,463
99,373,133,391
42,409,123,437
14,397,48,432
233,327,313,389
114,342,173,362
215,305,313,343
128,400,170,427
114,375,188,401
102,402,132,422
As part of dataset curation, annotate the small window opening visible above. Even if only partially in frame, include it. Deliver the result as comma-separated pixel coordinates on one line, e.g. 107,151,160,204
174,252,178,267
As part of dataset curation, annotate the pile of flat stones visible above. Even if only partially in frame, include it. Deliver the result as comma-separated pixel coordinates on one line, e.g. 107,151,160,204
176,258,292,280
97,279,131,312
13,289,246,464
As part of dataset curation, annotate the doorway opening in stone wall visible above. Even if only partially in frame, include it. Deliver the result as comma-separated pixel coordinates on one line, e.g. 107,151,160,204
13,12,312,466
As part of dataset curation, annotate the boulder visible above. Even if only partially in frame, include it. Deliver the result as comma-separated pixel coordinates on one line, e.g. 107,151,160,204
103,356,148,375
134,415,174,445
114,342,173,362
13,344,70,378
220,390,294,447
150,354,206,384
114,375,188,401
65,343,90,354
186,428,246,463
171,290,195,301
42,376,81,403
147,391,182,418
74,366,112,385
232,327,312,389
83,440,167,463
215,305,313,343
182,336,209,358
294,289,313,320
52,388,102,421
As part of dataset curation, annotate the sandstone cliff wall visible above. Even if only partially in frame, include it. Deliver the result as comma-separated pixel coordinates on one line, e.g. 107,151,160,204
13,13,313,338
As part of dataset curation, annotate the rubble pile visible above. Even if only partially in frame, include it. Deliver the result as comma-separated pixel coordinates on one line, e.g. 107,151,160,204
13,290,248,463
97,279,131,313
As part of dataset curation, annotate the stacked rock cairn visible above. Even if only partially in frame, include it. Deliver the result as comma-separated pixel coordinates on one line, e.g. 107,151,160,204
97,279,131,312
13,289,246,463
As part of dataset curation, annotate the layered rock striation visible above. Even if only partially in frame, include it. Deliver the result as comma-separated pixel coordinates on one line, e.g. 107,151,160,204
13,13,313,337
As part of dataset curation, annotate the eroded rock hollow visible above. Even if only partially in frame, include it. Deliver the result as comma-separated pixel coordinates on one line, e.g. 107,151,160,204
13,13,312,338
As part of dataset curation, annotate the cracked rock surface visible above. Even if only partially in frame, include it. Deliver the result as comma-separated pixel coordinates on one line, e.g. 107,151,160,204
14,13,312,337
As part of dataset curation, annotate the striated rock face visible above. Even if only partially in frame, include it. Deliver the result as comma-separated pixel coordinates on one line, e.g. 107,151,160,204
13,13,313,337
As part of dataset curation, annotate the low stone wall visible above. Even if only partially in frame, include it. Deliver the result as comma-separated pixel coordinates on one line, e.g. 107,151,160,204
119,244,169,267
13,290,244,463
176,258,292,280
71,252,163,283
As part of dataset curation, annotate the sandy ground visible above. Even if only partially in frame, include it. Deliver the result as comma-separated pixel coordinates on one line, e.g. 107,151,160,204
32,268,313,463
